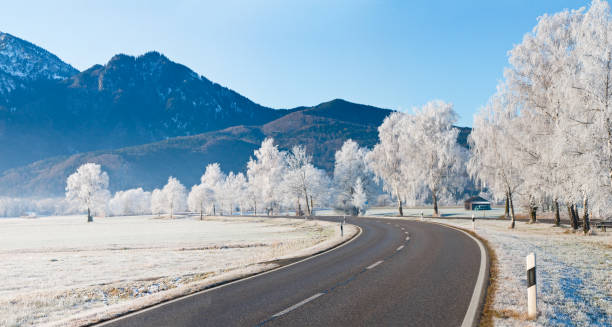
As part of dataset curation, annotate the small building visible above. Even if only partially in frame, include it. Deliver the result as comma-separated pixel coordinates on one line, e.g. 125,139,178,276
464,196,491,211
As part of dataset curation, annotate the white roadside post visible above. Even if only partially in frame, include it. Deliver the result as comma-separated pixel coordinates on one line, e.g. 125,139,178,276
526,253,537,319
420,210,424,221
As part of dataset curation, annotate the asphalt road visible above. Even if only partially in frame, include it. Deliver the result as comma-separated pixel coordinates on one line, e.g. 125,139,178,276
99,217,483,327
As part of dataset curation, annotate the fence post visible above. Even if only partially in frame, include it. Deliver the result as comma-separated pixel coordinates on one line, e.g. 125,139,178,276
526,253,537,319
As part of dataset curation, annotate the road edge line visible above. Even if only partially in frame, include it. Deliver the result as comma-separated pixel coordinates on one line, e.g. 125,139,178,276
94,222,363,327
427,221,490,327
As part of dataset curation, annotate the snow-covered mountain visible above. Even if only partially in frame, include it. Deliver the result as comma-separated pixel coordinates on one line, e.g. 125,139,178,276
0,42,285,171
0,32,77,95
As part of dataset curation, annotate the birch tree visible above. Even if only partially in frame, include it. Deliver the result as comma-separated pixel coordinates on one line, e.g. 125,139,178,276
469,88,524,228
404,101,466,216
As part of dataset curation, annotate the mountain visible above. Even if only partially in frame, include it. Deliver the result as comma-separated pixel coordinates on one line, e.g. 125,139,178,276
0,32,78,98
0,49,285,171
0,99,400,196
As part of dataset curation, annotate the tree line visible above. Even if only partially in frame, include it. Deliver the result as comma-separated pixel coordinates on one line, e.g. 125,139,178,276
469,0,612,233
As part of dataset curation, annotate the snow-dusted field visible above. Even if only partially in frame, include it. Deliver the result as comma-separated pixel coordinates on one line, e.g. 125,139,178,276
0,214,356,327
363,207,611,327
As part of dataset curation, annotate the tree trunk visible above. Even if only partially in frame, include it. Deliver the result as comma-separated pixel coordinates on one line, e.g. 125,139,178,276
529,205,537,224
296,198,301,216
87,207,93,223
310,196,314,216
553,200,560,227
570,204,579,230
504,192,510,219
213,204,216,216
432,192,439,217
509,190,516,229
582,196,590,234
303,187,311,216
567,205,576,229
397,198,403,217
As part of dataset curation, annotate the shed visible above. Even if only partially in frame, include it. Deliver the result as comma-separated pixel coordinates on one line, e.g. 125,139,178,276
464,196,491,211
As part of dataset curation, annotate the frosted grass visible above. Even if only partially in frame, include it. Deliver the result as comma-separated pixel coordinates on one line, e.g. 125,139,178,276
0,214,356,326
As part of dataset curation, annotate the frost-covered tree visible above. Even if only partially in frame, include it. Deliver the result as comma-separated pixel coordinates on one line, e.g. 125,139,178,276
109,188,151,216
469,88,524,228
284,145,329,216
333,140,375,215
188,163,225,217
151,177,187,218
188,184,213,219
199,163,226,215
65,163,111,222
218,172,247,215
352,178,368,215
367,113,414,216
403,101,466,216
246,138,287,215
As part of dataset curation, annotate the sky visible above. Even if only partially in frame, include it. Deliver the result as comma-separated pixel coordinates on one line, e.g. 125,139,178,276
0,0,592,126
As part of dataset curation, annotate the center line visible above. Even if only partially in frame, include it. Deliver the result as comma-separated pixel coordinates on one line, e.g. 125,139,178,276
272,293,325,318
367,260,384,269
396,245,404,251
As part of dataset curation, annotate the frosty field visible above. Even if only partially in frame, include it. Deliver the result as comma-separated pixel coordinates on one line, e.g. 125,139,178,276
0,215,356,327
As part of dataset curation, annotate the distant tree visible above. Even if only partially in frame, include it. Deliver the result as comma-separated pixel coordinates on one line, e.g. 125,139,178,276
109,188,151,216
284,145,329,216
246,138,287,215
152,177,187,219
151,189,165,216
65,163,110,222
333,140,375,215
188,184,213,220
351,178,368,215
199,163,226,215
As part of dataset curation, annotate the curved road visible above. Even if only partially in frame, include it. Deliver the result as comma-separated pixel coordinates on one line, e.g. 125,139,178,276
99,217,483,327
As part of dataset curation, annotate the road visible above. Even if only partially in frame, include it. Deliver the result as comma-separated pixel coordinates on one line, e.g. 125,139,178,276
99,217,485,327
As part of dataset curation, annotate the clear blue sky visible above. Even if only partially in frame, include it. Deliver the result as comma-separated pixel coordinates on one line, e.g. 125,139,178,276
0,0,591,126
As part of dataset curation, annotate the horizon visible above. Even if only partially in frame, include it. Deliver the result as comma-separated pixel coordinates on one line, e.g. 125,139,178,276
0,0,591,127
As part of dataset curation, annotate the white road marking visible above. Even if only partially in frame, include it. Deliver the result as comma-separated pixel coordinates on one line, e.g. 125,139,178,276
401,227,405,230
406,236,410,241
272,293,325,318
367,260,384,270
404,231,408,234
396,245,404,251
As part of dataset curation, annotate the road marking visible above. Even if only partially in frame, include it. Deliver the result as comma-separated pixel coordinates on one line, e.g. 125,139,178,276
406,236,410,241
396,245,404,251
401,227,405,230
367,260,384,269
272,293,324,318
404,231,408,234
